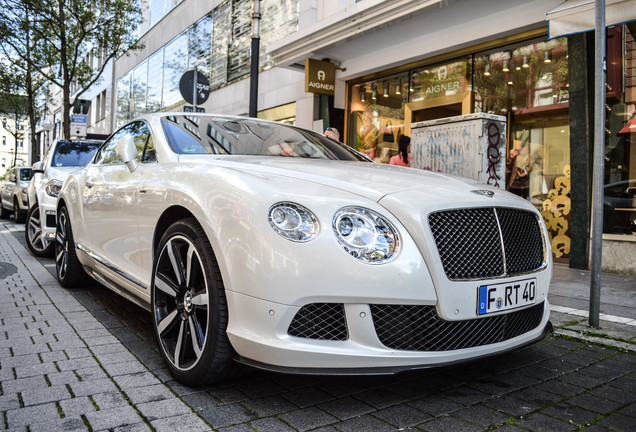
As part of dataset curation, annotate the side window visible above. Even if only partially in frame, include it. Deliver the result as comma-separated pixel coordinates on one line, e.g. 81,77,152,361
94,121,151,166
94,130,126,165
142,134,156,163
128,121,150,161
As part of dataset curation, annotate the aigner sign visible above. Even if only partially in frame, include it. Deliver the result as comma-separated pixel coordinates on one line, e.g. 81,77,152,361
305,58,335,96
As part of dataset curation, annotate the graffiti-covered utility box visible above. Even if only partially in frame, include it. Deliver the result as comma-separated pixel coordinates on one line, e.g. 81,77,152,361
411,113,507,188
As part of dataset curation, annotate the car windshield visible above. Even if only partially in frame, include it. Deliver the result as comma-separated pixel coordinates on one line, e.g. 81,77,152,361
161,115,369,161
52,141,102,167
19,169,32,181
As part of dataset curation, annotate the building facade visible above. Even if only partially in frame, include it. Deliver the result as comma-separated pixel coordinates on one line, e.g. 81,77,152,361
111,0,635,273
0,116,30,173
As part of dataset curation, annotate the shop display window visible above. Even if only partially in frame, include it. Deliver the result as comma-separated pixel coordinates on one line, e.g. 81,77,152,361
603,24,636,236
350,73,409,163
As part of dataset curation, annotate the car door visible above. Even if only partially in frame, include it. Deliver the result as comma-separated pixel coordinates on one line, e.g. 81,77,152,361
82,121,151,292
2,169,16,209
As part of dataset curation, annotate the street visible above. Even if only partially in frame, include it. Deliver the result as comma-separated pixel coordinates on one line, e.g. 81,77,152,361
1,221,634,431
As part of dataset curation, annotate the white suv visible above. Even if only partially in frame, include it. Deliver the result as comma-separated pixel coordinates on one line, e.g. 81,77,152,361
26,139,102,257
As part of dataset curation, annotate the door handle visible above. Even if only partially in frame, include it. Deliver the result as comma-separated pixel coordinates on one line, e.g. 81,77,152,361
85,182,94,188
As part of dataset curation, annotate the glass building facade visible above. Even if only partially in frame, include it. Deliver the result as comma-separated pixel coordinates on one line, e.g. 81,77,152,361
116,0,299,127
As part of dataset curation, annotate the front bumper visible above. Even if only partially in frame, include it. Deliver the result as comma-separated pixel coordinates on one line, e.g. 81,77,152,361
38,194,58,241
225,291,552,371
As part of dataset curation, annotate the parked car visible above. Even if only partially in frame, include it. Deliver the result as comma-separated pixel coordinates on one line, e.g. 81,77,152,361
56,113,553,386
25,139,102,257
0,166,33,223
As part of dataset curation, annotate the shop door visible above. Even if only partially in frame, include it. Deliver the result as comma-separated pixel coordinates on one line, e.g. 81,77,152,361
404,91,473,137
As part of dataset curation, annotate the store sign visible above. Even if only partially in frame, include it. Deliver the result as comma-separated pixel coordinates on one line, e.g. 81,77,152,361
417,60,467,100
305,58,335,96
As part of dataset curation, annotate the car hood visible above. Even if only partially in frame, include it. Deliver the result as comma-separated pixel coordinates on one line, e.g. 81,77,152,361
182,155,523,209
46,166,82,182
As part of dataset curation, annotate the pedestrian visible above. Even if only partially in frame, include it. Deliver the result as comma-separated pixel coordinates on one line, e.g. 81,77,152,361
390,134,410,167
324,127,340,141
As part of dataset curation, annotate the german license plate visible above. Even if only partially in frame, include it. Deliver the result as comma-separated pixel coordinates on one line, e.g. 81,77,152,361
477,278,537,315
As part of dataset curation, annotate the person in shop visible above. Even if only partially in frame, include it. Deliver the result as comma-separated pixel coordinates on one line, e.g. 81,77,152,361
324,127,340,141
389,135,411,167
507,142,533,199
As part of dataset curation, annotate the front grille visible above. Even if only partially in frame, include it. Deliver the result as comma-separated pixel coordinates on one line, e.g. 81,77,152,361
428,208,545,280
288,303,348,341
370,302,545,351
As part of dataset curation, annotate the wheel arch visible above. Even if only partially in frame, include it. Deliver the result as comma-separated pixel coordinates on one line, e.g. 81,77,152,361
152,205,197,259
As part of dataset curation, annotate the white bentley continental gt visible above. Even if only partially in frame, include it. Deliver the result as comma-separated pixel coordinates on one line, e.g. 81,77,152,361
56,113,553,386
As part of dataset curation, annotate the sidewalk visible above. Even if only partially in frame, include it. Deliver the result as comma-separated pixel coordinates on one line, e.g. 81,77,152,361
549,263,636,349
0,220,634,431
0,223,209,431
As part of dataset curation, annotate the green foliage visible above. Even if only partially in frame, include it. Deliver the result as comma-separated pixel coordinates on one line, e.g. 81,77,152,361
0,0,143,138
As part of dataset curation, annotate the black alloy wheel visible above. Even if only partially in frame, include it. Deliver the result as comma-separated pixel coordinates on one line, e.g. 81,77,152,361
55,206,86,288
151,218,238,386
25,205,54,257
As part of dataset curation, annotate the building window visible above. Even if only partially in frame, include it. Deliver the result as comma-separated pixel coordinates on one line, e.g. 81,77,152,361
603,24,636,237
2,136,5,146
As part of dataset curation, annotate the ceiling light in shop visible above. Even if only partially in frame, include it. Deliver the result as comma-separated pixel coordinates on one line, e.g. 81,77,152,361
395,79,402,95
372,86,377,100
503,60,509,72
382,82,389,97
544,50,552,63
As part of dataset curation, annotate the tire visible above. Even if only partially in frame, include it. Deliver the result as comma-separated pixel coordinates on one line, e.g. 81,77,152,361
151,218,239,386
13,198,25,223
55,205,87,288
25,205,55,257
0,203,10,219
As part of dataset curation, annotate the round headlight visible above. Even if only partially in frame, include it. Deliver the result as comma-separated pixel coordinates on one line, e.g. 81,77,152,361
332,207,400,264
268,202,319,242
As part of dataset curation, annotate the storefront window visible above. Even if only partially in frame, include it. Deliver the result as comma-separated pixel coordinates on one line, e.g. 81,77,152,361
603,24,636,236
350,73,409,163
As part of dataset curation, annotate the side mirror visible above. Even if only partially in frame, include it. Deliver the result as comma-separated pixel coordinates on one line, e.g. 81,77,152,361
116,134,138,172
32,161,44,173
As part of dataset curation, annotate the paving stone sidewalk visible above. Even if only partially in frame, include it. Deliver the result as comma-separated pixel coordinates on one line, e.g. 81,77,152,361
0,221,635,432
0,225,205,431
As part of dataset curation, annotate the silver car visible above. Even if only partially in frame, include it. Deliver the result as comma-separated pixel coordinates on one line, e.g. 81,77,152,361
0,166,33,223
25,139,102,257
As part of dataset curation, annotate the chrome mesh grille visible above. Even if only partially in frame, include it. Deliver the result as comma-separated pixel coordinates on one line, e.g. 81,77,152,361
288,303,348,341
428,207,545,280
370,302,545,351
496,208,545,274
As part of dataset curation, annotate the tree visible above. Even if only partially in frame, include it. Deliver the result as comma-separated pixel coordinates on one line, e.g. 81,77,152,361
0,61,30,166
1,0,142,140
0,0,47,162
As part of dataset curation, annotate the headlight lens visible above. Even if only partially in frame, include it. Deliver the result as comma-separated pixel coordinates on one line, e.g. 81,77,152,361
45,180,63,198
268,202,319,242
332,207,400,264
